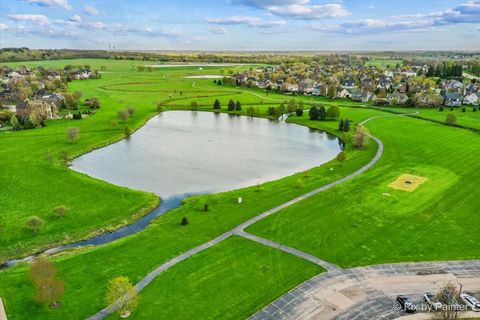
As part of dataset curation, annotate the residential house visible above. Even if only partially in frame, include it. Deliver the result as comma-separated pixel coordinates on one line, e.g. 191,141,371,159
444,92,462,107
463,93,479,105
388,92,409,105
337,89,351,99
16,99,58,120
341,78,356,89
299,78,315,94
282,83,299,93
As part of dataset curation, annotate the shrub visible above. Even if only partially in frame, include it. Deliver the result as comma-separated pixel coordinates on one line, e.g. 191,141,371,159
445,112,457,126
439,106,444,111
66,127,80,143
72,113,82,120
124,126,132,137
327,105,340,119
126,106,136,115
213,99,221,109
190,100,199,111
181,217,189,225
295,108,304,116
156,104,163,112
26,216,45,232
336,151,346,163
235,101,242,111
118,109,129,121
52,206,69,218
203,203,209,212
246,107,256,117
462,107,466,112
85,97,100,109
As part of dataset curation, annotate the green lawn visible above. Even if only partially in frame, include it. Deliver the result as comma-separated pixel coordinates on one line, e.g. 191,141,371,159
247,115,480,267
365,58,404,67
114,237,322,320
1,59,479,320
386,106,480,131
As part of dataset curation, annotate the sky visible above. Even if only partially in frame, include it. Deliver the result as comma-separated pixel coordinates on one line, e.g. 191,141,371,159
0,0,479,51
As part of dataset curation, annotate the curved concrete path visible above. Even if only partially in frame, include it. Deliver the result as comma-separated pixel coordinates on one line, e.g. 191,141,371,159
86,114,414,320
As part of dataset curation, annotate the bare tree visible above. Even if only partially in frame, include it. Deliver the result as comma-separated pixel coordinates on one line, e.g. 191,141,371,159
353,125,370,149
431,282,465,320
66,127,80,143
30,257,64,308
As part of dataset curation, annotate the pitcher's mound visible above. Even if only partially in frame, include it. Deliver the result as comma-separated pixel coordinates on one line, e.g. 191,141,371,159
388,174,427,192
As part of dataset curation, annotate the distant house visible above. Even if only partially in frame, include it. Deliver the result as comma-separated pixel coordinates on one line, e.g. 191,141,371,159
282,83,299,93
463,93,479,105
403,70,417,77
337,89,351,99
388,92,409,105
377,76,392,90
341,78,356,89
34,89,65,108
0,88,13,101
299,78,315,94
444,92,462,107
16,99,59,120
312,85,325,96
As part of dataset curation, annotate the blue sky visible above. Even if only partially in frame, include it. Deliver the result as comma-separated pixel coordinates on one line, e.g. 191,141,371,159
0,0,479,50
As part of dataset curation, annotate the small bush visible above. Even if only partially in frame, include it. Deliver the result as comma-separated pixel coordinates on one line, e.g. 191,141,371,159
203,203,209,212
462,107,466,112
439,106,444,111
181,217,189,225
52,206,69,218
295,108,304,116
156,104,163,112
336,151,346,163
124,126,132,137
111,120,118,127
66,127,80,143
26,216,45,232
118,109,129,121
126,106,136,115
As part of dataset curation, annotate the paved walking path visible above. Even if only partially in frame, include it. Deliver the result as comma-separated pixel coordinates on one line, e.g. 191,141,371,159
237,231,340,272
86,113,415,320
0,298,7,320
249,260,480,320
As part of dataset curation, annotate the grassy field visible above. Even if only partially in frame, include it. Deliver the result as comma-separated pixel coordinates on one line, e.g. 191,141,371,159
1,59,479,320
247,115,480,267
365,58,404,68
0,59,379,319
386,106,480,130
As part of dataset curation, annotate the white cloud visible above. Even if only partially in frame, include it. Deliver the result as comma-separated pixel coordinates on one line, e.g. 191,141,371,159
84,5,100,15
232,0,350,19
0,23,8,30
209,27,229,34
7,14,50,25
13,26,80,39
21,0,71,10
69,14,82,22
206,16,286,28
80,21,106,29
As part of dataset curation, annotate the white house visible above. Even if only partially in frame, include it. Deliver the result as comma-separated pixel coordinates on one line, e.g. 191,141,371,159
463,93,479,105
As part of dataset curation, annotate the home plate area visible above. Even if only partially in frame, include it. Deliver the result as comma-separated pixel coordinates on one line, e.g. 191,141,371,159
388,174,428,192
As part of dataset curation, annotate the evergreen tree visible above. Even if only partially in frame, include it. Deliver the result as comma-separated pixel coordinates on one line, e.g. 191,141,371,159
228,99,235,111
338,119,344,131
343,119,350,132
213,99,221,109
309,105,319,120
318,106,327,120
235,101,242,111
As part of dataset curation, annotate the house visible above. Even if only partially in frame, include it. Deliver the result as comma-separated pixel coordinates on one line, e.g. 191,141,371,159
463,93,479,105
299,78,315,94
377,76,392,90
312,85,325,96
16,99,58,119
341,78,356,89
282,83,299,93
0,88,13,101
388,92,409,105
403,70,417,77
337,89,351,99
444,92,462,107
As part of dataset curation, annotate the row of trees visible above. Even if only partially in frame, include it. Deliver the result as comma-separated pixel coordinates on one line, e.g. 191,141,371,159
426,63,463,78
309,105,340,121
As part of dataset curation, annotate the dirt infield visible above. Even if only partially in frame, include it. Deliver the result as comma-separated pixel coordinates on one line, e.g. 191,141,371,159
388,174,428,192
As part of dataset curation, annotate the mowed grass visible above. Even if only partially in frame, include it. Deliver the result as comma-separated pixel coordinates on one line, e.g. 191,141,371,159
110,237,322,320
0,75,379,320
247,116,480,267
365,58,404,67
387,106,480,131
0,59,282,259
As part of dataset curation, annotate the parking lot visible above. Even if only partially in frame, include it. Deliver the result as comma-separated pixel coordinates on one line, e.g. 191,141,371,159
250,260,480,320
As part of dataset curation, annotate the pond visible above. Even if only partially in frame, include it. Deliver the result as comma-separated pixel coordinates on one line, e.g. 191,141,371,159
4,111,342,267
72,111,342,199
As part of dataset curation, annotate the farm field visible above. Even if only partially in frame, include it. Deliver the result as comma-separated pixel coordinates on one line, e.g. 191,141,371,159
0,59,479,320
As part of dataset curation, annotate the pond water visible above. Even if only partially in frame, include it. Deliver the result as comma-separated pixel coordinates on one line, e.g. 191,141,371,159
72,111,342,199
3,111,342,267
